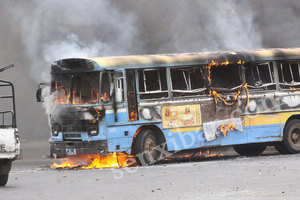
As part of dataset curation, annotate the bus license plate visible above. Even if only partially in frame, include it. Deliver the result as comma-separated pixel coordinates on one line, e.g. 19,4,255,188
66,149,76,156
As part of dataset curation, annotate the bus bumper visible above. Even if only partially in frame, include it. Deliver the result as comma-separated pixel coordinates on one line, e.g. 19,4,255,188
50,140,108,158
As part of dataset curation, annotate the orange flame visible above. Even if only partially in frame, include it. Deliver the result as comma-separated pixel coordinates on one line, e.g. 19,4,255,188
290,87,296,91
205,60,249,110
243,83,250,110
206,60,244,85
51,153,137,169
129,110,137,121
219,120,236,136
209,83,248,107
72,90,99,105
54,82,70,104
94,108,102,117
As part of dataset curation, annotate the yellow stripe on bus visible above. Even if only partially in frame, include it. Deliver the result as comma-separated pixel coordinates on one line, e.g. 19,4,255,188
168,111,300,132
243,111,300,127
170,127,203,133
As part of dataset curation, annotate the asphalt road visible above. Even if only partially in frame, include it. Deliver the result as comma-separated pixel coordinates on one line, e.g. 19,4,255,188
1,141,300,200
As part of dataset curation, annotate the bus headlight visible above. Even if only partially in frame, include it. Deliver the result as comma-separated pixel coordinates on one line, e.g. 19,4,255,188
52,125,60,137
88,128,98,136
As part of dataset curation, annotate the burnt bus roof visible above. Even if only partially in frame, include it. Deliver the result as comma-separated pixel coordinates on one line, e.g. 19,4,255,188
51,47,300,73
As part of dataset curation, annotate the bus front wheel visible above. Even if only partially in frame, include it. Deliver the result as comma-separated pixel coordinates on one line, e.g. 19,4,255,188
233,144,266,156
134,129,162,166
275,119,300,154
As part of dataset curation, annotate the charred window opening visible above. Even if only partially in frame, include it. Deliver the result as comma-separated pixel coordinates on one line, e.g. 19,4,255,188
51,74,72,104
73,73,99,104
278,61,300,88
100,72,111,103
126,69,138,121
114,72,124,102
245,62,275,89
171,67,205,97
52,73,100,105
291,63,300,82
210,64,242,90
257,63,274,84
138,68,168,99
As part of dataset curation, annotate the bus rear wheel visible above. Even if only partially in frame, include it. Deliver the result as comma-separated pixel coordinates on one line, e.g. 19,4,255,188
275,119,300,154
233,144,266,156
134,129,162,166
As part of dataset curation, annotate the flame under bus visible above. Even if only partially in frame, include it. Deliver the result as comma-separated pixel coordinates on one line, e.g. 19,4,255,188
39,48,300,164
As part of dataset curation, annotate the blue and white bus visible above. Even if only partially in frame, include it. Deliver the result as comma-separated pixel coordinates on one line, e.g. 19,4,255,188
37,48,300,165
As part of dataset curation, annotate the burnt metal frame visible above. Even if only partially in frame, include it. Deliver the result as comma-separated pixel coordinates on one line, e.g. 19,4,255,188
139,68,167,94
170,66,207,93
247,62,276,89
0,80,16,128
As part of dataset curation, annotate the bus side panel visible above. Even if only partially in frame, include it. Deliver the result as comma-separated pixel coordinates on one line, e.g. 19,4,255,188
241,113,283,144
106,124,141,154
161,126,206,151
246,124,282,143
105,111,300,155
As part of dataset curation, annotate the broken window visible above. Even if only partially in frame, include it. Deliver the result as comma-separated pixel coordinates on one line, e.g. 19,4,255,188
100,72,111,103
73,73,100,104
278,61,300,88
245,62,275,89
171,67,205,97
138,68,168,99
210,64,242,90
126,69,138,121
114,72,124,102
291,63,300,82
51,74,72,104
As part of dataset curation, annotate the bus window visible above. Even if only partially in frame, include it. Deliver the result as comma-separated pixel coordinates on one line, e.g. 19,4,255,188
101,72,111,103
278,61,300,89
114,72,124,102
291,62,300,82
245,64,258,87
210,64,242,90
171,67,205,97
52,74,72,104
138,68,168,99
245,62,275,89
126,69,138,121
279,62,300,83
73,73,99,104
257,63,274,84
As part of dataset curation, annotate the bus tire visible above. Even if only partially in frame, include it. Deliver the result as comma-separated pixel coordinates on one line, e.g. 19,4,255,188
274,143,289,154
0,174,8,186
134,129,161,166
233,144,266,156
276,119,300,154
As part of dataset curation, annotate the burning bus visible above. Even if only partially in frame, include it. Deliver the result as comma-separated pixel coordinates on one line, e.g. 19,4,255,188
0,64,20,186
37,48,300,166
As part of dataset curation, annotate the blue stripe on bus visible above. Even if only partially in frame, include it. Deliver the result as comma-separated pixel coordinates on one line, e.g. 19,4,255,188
105,123,283,154
51,112,284,154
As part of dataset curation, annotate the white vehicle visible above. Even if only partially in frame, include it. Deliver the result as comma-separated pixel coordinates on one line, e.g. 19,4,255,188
0,65,20,186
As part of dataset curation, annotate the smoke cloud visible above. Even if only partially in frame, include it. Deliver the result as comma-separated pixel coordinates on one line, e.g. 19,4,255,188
0,0,300,140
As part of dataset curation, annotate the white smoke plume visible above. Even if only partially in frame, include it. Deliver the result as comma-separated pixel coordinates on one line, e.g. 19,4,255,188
6,0,143,82
7,0,263,84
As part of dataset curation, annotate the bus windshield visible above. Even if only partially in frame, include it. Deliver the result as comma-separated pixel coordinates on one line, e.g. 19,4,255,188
52,72,100,105
52,74,72,104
